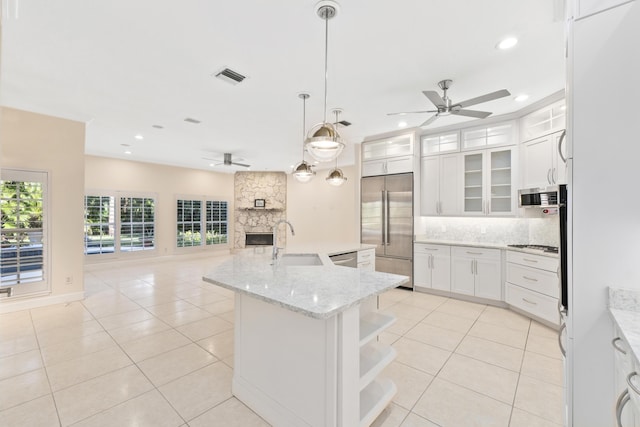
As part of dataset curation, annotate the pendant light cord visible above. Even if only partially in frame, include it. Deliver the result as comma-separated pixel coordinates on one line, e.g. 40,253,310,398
302,95,306,158
323,9,329,124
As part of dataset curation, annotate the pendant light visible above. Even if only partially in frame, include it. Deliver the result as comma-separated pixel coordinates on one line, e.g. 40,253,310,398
304,1,345,163
326,109,347,186
292,93,316,183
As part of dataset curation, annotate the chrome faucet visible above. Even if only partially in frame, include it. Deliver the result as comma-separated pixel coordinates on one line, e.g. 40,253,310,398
272,220,295,260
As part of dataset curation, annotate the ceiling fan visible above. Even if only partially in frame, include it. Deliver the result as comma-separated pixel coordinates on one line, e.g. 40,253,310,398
202,153,250,168
388,79,511,127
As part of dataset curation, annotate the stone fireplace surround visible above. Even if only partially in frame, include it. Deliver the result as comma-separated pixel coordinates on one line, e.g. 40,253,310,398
234,171,287,249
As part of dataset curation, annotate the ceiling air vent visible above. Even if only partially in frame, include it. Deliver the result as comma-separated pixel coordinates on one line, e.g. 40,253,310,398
337,120,351,127
214,67,247,85
184,117,201,124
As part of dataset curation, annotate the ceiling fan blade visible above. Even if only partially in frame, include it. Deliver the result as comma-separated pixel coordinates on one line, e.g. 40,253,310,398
232,162,250,168
451,109,492,119
422,91,446,108
456,89,511,108
420,115,439,127
387,110,438,116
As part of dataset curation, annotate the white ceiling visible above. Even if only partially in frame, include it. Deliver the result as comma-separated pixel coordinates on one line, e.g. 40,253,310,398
0,0,565,173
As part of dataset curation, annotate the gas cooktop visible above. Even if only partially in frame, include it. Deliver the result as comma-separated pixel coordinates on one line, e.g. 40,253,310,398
507,244,559,254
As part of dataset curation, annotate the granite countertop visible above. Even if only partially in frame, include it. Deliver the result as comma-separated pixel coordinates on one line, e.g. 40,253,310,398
202,247,408,320
609,287,640,365
414,236,559,259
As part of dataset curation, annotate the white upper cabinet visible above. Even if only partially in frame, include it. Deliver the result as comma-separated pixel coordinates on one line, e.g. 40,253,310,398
575,0,634,18
421,154,460,216
519,100,566,143
361,134,414,177
522,130,568,188
462,147,516,216
421,132,460,156
461,122,516,151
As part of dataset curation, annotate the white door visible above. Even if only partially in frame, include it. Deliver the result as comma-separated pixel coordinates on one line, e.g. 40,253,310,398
414,252,431,288
420,157,440,215
439,154,460,215
523,134,553,188
431,253,451,291
451,256,475,296
474,257,502,300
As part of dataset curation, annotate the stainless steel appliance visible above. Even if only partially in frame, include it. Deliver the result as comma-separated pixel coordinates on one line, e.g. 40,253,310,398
361,173,413,288
329,251,358,268
507,244,558,254
558,183,568,313
518,186,559,208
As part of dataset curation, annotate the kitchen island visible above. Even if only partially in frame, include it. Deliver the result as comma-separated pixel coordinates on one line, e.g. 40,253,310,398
203,248,409,427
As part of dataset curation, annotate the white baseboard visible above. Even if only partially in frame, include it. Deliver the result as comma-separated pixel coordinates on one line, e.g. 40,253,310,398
0,291,85,314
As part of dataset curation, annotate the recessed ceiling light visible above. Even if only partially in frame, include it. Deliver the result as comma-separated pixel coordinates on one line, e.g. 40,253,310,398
497,37,518,50
124,150,132,155
398,121,408,128
515,94,529,102
134,134,144,140
209,163,215,167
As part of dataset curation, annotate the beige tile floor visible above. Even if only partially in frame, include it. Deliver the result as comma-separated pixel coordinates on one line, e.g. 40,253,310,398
0,254,564,426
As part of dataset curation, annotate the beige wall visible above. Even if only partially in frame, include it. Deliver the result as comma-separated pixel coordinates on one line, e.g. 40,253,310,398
286,165,359,245
1,107,86,302
84,155,235,257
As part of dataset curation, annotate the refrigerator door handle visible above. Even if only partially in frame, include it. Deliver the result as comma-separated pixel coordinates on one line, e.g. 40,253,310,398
381,190,386,246
386,190,391,245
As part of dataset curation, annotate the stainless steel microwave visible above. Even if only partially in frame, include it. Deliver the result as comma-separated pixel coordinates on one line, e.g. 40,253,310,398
518,186,559,207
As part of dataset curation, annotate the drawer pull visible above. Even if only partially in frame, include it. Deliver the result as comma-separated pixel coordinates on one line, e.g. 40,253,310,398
359,261,371,267
612,337,627,355
422,248,438,251
466,251,483,255
627,372,640,396
523,258,539,263
616,389,630,427
522,298,538,305
523,276,539,282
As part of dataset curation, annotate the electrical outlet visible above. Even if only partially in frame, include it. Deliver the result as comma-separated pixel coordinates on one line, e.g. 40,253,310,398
65,276,73,285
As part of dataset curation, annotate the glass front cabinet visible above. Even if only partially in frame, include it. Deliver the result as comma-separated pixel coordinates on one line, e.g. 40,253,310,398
462,147,515,216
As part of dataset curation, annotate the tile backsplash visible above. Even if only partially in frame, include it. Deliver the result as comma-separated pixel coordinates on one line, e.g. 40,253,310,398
416,215,559,246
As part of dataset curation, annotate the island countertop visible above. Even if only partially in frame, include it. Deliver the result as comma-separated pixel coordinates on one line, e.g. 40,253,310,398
202,247,409,319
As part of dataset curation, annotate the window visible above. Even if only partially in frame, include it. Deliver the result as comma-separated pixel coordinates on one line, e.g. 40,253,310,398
177,198,228,248
84,195,115,254
120,196,155,252
1,169,48,296
84,193,155,256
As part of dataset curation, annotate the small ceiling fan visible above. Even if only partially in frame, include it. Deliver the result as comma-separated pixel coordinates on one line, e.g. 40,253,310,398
202,153,250,168
388,79,511,127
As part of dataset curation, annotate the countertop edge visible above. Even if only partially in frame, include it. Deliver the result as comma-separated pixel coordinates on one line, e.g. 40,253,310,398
414,238,559,258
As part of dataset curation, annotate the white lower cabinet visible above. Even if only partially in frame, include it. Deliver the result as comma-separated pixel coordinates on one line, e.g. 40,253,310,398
359,298,397,427
612,327,640,427
505,251,559,325
358,248,376,271
450,246,502,300
414,243,450,291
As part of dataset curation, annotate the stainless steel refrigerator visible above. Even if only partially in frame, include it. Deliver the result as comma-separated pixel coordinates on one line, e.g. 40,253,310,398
361,173,413,288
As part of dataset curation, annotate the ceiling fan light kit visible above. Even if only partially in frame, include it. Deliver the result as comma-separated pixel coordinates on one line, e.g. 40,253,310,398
304,0,345,163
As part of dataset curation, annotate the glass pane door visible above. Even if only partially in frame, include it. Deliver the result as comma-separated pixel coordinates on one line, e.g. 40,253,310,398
490,149,512,213
1,169,49,297
464,153,484,213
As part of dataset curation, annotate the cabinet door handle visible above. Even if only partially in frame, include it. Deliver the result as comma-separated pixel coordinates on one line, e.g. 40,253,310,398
612,337,627,355
627,372,640,396
466,251,483,255
616,389,630,427
523,258,538,263
558,129,567,164
471,260,475,275
522,297,538,305
558,322,567,357
547,168,552,185
523,276,539,282
552,167,557,184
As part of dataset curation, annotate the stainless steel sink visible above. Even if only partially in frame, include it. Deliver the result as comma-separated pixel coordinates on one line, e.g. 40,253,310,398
278,253,323,266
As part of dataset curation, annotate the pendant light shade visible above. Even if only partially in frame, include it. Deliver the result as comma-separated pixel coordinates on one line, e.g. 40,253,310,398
326,166,347,186
304,1,345,163
293,93,316,183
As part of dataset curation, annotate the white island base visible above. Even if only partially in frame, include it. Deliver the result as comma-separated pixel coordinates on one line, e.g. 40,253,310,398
232,293,397,427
